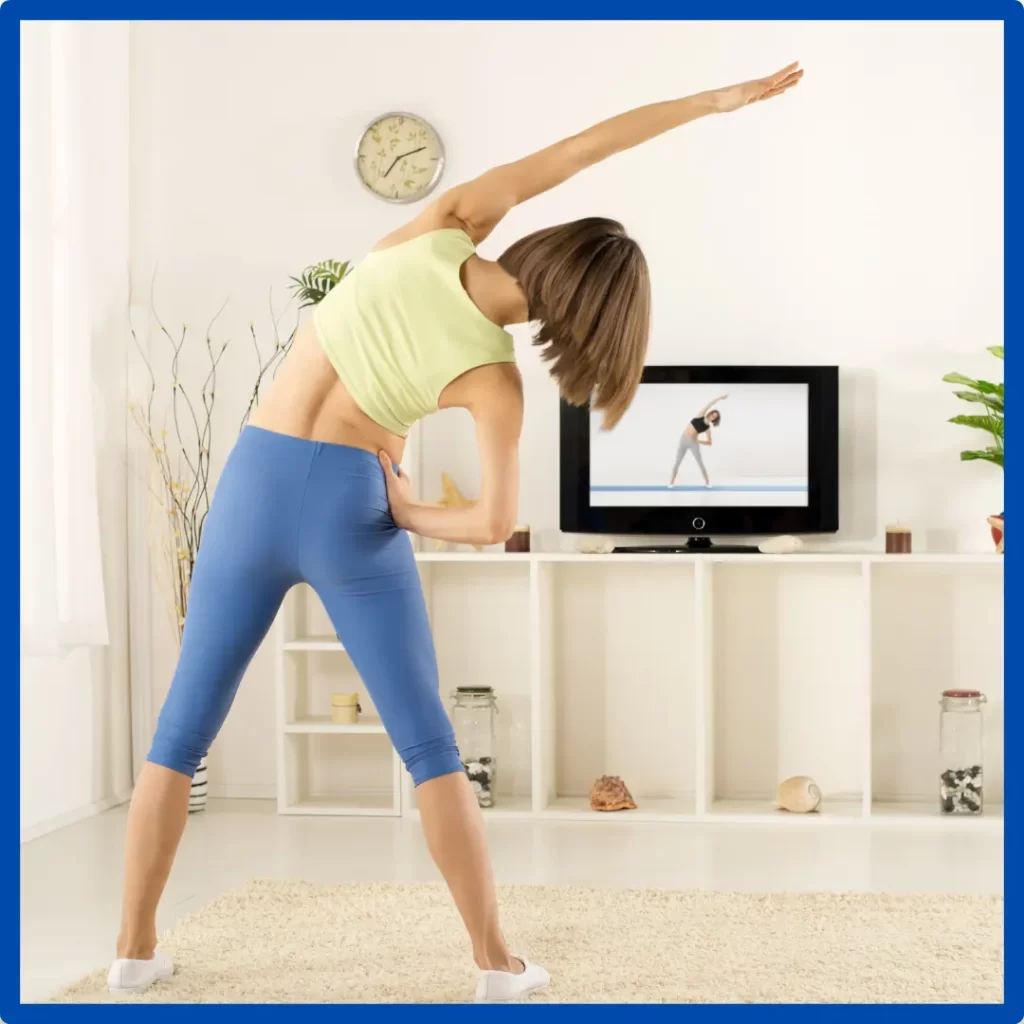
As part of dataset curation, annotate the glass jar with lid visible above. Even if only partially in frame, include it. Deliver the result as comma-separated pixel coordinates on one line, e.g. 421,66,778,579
451,686,498,808
939,689,987,815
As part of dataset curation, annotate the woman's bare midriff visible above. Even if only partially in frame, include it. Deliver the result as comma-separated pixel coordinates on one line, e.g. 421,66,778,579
249,322,406,464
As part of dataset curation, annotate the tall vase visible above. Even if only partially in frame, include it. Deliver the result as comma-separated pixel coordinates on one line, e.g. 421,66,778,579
189,757,209,813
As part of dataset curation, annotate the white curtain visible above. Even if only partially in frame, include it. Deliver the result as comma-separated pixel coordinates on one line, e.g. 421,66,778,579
20,21,109,656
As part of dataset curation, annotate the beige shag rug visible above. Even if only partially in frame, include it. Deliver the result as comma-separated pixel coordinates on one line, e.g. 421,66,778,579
56,881,1002,1004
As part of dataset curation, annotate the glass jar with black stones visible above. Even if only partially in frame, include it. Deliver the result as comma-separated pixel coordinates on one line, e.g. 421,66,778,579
939,689,987,815
451,686,498,808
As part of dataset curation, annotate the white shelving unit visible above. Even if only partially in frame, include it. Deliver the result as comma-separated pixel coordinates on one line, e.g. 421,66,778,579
274,585,402,816
274,550,1003,830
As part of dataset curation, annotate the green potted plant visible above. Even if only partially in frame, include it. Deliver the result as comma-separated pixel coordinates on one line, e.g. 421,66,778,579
289,259,351,308
943,345,1004,552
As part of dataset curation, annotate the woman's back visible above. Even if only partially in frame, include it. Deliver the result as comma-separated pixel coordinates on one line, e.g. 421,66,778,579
252,227,518,459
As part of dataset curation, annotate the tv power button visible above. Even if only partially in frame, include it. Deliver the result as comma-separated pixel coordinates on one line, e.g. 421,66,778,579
692,517,706,531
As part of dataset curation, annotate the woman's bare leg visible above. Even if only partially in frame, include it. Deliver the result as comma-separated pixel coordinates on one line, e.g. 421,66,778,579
669,438,686,486
416,771,522,972
116,763,192,959
693,443,711,486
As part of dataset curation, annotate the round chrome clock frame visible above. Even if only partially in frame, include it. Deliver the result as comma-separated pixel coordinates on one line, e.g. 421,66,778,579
354,111,446,205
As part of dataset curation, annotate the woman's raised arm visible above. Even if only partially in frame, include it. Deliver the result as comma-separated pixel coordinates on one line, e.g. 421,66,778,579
432,62,803,242
699,394,729,417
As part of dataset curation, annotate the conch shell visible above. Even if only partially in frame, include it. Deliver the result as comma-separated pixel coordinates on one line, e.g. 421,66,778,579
589,775,637,812
775,775,822,813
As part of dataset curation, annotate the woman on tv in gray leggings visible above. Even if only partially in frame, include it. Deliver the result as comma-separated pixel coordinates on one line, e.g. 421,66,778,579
668,394,728,488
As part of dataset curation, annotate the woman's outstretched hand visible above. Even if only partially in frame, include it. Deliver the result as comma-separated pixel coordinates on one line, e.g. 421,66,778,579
709,62,804,115
379,451,414,530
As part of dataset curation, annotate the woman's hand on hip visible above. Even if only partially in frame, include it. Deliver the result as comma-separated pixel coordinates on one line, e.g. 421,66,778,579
379,452,414,530
708,63,803,114
374,365,523,547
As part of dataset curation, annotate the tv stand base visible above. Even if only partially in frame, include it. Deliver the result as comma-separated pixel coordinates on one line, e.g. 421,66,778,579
612,538,761,555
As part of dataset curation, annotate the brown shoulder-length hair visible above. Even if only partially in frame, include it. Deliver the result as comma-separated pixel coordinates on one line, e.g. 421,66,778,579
498,217,650,429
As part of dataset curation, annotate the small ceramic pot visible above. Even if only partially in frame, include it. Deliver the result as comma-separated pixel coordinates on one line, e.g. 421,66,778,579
331,693,361,726
885,525,912,554
505,526,531,553
988,514,1004,554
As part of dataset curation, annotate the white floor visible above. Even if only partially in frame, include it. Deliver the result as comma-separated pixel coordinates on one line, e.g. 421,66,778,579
21,798,1004,1003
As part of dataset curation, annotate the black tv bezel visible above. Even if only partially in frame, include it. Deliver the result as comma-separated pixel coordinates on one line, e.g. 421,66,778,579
560,365,839,537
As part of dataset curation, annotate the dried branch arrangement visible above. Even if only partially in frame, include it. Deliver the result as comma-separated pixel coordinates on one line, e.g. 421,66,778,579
129,281,299,643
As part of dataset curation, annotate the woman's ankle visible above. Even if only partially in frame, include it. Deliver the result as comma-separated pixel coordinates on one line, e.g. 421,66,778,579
475,950,523,974
116,931,157,960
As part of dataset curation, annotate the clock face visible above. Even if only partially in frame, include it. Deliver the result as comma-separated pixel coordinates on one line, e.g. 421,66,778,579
355,113,445,204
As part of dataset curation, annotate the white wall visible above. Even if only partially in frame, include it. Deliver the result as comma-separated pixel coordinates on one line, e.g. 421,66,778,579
126,21,1003,797
20,23,134,841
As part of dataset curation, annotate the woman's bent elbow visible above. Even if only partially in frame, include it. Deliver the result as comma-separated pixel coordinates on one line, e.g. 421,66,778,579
482,518,516,546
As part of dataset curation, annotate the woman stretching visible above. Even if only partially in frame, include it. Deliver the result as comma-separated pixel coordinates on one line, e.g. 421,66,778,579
669,394,728,488
108,63,802,1002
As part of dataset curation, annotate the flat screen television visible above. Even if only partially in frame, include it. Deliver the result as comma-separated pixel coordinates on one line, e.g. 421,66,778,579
560,365,839,551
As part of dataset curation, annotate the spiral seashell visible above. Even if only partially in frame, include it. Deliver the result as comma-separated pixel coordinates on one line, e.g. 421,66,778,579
775,775,822,813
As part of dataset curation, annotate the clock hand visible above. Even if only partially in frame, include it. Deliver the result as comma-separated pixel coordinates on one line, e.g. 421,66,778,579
382,146,427,178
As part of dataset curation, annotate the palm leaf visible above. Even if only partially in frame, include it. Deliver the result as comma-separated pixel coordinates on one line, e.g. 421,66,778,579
288,260,351,308
942,373,1001,395
970,377,1002,397
944,347,1004,472
952,390,1003,414
960,448,1004,468
949,414,1003,437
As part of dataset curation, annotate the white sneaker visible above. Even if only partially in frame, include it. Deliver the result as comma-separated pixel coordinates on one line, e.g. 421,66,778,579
107,949,174,994
475,957,550,1003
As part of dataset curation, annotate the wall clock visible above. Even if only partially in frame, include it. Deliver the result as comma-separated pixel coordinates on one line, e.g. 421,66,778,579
354,112,446,204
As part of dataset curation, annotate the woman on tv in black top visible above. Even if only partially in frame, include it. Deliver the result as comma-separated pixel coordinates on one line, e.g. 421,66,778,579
668,394,728,488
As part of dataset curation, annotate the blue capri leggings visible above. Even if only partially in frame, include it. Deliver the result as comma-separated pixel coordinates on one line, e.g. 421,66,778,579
147,425,463,787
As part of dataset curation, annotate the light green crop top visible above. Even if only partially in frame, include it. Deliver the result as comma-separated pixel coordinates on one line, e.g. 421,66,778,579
312,228,516,437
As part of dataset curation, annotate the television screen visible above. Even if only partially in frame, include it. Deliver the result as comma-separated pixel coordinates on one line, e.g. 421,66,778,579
590,382,809,509
560,365,838,539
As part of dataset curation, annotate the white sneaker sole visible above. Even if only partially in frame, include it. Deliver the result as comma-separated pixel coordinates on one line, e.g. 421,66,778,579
109,979,162,995
477,988,549,1004
107,951,174,995
475,959,550,1003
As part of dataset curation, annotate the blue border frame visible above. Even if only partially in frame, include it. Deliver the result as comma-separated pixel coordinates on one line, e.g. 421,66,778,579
3,2,1017,1020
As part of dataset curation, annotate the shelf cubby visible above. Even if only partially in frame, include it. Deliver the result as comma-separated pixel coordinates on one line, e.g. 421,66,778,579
534,560,698,819
402,560,534,817
278,732,400,816
708,561,868,819
870,561,1003,816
